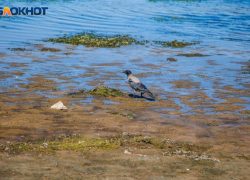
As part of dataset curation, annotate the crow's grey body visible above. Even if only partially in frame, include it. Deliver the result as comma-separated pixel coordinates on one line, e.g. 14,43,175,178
122,70,155,99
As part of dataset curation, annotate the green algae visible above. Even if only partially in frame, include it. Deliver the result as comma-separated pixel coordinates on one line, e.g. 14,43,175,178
153,39,199,48
151,16,187,23
177,53,208,57
107,111,136,119
167,57,177,62
45,32,147,47
8,48,29,51
45,31,199,48
0,134,210,155
40,47,61,52
88,86,126,97
150,17,169,22
207,123,219,127
67,85,126,97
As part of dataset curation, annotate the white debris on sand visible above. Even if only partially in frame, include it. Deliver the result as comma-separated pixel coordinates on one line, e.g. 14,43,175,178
50,101,67,110
124,149,132,155
136,154,147,157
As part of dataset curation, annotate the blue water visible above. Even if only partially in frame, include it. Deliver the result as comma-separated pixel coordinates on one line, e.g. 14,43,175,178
0,0,250,51
0,0,249,114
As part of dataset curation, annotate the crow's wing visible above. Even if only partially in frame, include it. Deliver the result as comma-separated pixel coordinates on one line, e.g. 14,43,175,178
128,80,147,92
128,79,155,99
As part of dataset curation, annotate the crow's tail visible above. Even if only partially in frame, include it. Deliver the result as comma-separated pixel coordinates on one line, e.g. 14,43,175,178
144,89,155,99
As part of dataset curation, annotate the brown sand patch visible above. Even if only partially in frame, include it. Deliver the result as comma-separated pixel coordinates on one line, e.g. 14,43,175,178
170,80,200,89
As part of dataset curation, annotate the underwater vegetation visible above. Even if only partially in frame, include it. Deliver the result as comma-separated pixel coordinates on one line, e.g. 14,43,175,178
151,16,187,22
45,32,148,47
241,66,250,74
45,32,198,48
40,47,61,52
167,57,177,61
177,53,208,57
153,39,199,48
8,48,29,51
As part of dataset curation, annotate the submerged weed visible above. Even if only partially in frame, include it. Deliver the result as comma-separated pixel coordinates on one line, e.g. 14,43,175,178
45,32,147,47
167,57,177,61
40,47,61,52
177,53,208,57
45,32,199,48
153,39,199,48
8,48,29,51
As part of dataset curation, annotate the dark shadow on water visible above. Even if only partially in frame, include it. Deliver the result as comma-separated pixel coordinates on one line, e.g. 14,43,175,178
129,94,155,101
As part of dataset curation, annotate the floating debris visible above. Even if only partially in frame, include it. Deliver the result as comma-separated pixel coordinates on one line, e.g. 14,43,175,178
50,101,67,110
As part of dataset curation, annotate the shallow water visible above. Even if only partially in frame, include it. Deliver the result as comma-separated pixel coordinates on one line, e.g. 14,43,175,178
0,0,249,113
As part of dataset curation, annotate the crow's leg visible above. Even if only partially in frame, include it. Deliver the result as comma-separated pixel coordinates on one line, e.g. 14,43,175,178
133,90,136,98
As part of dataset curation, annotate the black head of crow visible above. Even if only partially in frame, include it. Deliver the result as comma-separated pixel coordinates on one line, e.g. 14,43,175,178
122,70,132,75
121,70,155,99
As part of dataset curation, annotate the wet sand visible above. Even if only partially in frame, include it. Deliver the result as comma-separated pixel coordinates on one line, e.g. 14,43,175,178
0,44,250,179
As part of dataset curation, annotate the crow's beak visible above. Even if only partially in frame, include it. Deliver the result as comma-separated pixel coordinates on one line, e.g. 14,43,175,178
121,71,126,73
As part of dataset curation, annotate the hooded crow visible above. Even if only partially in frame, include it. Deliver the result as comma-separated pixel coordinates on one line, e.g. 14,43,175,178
122,70,155,99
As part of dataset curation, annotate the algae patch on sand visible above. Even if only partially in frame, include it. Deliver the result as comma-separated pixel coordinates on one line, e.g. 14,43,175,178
67,85,126,97
0,134,210,155
107,111,136,119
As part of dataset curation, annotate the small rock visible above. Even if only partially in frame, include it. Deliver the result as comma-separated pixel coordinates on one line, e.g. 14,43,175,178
124,149,131,154
122,132,129,137
50,101,67,110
